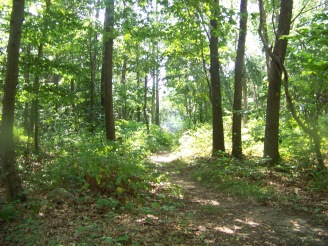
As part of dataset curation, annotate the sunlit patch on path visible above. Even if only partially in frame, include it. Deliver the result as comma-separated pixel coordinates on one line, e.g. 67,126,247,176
149,151,180,163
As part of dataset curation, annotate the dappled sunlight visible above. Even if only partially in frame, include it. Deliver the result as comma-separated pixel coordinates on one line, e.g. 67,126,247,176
214,226,235,234
235,218,259,227
149,152,180,163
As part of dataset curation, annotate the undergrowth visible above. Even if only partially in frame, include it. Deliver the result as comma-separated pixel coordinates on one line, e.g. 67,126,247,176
15,120,175,205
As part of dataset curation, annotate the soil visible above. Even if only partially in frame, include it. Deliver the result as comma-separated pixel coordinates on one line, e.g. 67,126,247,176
1,152,327,245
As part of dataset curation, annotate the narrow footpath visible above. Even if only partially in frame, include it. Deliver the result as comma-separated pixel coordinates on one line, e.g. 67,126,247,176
149,152,328,245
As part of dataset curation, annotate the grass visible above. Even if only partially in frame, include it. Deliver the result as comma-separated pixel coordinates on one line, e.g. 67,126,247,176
190,155,327,209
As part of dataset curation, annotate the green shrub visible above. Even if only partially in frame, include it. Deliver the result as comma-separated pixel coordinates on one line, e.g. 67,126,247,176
0,204,17,221
147,124,175,152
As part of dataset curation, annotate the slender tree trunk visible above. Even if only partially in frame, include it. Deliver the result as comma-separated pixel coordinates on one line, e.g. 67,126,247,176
23,46,31,135
89,5,99,131
258,0,270,74
54,73,59,112
151,69,156,123
143,75,150,132
155,72,160,125
136,71,141,122
252,78,259,110
242,76,248,127
210,0,225,156
0,0,26,201
70,79,75,109
232,0,248,159
102,0,116,140
121,57,127,120
32,44,43,153
261,0,293,164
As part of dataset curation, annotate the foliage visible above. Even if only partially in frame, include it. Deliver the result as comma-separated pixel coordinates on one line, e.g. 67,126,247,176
177,124,212,158
18,120,176,207
0,203,17,221
147,124,177,152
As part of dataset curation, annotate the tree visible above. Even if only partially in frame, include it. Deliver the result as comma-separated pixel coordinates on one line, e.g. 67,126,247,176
0,0,26,201
232,0,248,159
284,10,328,169
102,0,116,141
259,0,293,164
210,0,225,156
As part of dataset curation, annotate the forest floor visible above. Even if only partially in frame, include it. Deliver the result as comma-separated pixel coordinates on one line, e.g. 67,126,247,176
1,152,328,245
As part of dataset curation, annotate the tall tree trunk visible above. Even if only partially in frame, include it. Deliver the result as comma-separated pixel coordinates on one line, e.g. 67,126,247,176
151,69,156,123
32,44,43,153
0,0,26,201
155,72,160,125
121,56,127,120
232,0,248,159
143,75,150,132
23,45,31,135
102,0,116,140
260,0,293,164
242,76,248,127
210,0,225,156
136,71,141,122
89,5,99,131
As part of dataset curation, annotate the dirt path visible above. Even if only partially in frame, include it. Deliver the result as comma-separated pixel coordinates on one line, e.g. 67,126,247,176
1,153,327,245
150,153,328,245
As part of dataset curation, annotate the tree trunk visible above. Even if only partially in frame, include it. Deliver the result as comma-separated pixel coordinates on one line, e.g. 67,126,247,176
102,0,116,140
70,79,75,109
210,0,225,157
232,0,248,159
0,0,26,201
151,69,156,124
136,71,141,122
143,75,150,132
242,76,248,127
89,5,99,131
258,0,270,74
262,0,293,163
32,44,43,153
121,56,127,120
23,45,31,135
155,72,160,125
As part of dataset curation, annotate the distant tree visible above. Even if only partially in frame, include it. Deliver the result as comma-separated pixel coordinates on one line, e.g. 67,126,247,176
0,0,26,201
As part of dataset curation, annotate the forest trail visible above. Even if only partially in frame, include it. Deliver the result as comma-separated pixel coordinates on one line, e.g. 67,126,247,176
1,152,327,245
149,152,328,245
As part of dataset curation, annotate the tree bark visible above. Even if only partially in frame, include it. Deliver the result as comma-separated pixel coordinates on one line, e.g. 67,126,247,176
0,0,26,201
261,0,293,164
232,0,248,159
102,0,116,140
210,0,225,156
